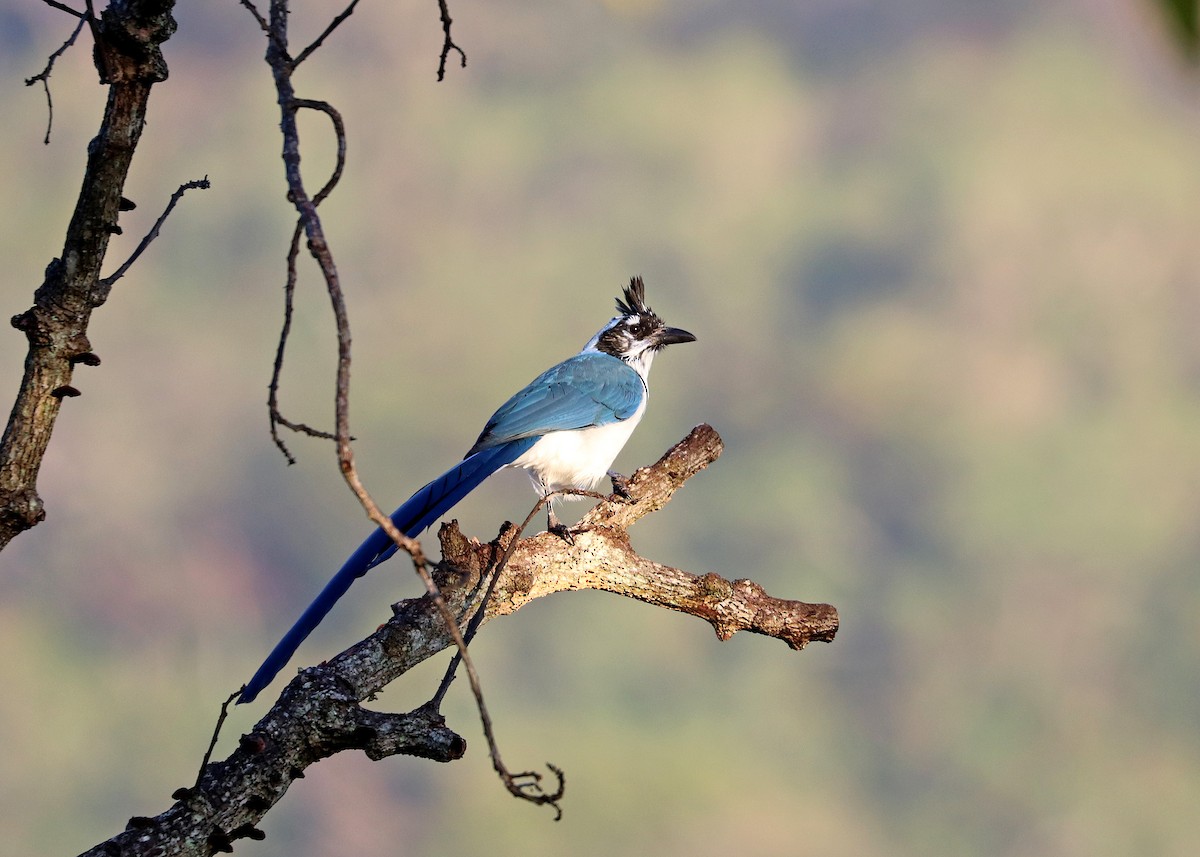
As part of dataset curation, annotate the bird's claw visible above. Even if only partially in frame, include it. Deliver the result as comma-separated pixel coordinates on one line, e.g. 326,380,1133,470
548,523,575,545
608,470,632,500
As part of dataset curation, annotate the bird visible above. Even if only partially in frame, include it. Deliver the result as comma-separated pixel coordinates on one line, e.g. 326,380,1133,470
237,276,695,703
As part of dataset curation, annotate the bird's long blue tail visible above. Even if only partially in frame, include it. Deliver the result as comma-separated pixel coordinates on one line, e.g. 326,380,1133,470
238,438,537,704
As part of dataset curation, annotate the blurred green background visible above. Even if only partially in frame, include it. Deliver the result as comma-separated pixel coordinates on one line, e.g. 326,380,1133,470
2,1,1199,855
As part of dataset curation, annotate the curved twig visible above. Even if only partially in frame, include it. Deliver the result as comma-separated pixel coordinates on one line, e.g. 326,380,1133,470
426,484,621,816
266,93,350,464
431,493,569,817
292,99,347,205
267,222,306,465
24,13,88,145
248,0,519,817
98,177,211,292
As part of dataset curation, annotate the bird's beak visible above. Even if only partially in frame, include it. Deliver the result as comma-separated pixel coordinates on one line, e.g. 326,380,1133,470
656,326,697,347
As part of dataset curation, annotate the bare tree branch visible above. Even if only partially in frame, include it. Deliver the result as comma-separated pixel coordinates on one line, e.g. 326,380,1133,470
436,0,467,81
77,425,838,856
236,0,269,37
292,0,363,68
431,489,572,817
0,0,180,550
98,177,211,290
294,100,347,205
24,13,88,144
38,0,85,18
266,99,347,461
266,221,342,465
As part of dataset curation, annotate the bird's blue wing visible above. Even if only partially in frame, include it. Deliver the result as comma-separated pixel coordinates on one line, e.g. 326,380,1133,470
467,352,643,454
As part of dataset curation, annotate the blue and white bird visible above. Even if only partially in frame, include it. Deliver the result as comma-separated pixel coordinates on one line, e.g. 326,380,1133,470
238,277,694,703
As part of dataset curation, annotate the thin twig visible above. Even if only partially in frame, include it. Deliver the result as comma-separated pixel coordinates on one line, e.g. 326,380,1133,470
82,0,99,43
428,488,611,818
98,177,211,290
194,689,242,791
240,0,293,63
292,99,347,205
237,0,268,31
252,2,520,814
24,14,88,145
428,516,565,817
267,223,305,464
267,223,345,462
435,0,467,81
292,0,363,68
438,495,567,818
434,486,607,700
441,482,668,817
265,100,347,462
38,0,85,17
430,518,533,708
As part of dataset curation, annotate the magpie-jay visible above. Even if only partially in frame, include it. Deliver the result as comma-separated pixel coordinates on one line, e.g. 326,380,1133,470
238,277,694,703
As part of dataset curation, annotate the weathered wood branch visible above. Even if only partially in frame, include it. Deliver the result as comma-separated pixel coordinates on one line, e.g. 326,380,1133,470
77,424,838,857
1,0,178,549
335,424,836,699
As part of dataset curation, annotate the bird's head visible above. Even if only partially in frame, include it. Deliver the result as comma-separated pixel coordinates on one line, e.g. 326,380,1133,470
587,277,696,373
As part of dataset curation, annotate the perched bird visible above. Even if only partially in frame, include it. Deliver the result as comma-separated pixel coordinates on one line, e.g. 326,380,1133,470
238,277,695,703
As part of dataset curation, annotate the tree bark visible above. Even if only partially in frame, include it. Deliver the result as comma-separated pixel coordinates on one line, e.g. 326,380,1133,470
0,0,177,548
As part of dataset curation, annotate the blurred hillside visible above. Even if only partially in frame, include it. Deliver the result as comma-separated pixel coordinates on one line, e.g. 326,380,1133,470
2,1,1199,855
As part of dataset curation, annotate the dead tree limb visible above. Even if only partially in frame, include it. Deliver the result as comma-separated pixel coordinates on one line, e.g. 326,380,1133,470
76,424,838,857
1,0,182,549
23,12,88,145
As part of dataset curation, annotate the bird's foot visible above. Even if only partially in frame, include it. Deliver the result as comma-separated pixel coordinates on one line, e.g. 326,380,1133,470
547,508,575,545
607,470,632,500
548,522,576,545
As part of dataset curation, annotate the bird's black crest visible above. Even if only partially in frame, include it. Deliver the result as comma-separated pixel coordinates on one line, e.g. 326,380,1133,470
616,276,651,317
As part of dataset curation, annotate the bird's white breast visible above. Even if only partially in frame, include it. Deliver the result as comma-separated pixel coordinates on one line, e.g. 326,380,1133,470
509,398,646,495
